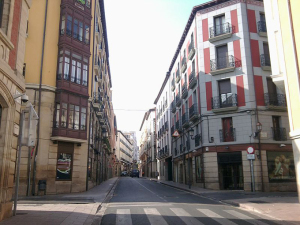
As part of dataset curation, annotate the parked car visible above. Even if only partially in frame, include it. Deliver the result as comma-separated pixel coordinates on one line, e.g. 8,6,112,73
121,171,128,176
130,169,139,178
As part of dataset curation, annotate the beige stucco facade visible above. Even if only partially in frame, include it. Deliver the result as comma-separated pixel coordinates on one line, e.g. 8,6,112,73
264,0,300,200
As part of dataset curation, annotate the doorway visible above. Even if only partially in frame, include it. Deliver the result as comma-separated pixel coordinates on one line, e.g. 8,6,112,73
218,152,243,190
167,158,173,181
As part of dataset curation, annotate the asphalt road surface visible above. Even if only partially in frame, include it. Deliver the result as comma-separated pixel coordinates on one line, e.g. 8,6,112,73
101,177,283,225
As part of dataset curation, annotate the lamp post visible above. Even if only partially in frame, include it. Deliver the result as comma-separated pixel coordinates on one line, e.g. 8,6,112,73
182,126,195,189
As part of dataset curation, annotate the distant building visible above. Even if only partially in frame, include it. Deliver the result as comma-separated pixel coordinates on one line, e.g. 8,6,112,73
116,130,133,175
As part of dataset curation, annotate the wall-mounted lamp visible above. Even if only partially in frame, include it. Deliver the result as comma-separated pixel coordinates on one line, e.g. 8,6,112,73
280,144,286,148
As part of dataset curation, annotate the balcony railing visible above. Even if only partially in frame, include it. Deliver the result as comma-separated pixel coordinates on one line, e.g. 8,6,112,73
164,100,168,109
171,79,175,92
257,21,267,33
175,120,182,131
176,94,182,107
181,83,188,99
264,93,287,108
195,134,201,147
210,55,235,74
181,57,187,73
212,93,238,110
171,101,176,113
260,54,271,69
209,22,232,39
175,69,181,83
182,113,189,127
272,127,287,141
188,41,195,60
189,70,197,89
219,128,236,142
189,103,199,121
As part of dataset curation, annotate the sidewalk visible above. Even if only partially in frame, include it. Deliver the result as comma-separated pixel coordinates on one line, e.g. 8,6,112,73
148,178,300,225
0,177,119,225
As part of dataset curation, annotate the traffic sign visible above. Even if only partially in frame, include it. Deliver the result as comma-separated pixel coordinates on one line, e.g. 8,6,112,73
247,154,255,160
172,130,180,137
247,146,255,154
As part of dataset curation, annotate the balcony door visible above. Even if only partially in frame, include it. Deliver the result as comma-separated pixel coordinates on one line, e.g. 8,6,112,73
216,45,228,69
263,43,270,66
222,117,234,142
214,15,225,36
267,78,277,105
218,79,232,108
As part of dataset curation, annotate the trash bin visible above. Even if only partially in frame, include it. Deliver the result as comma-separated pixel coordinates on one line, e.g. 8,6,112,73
38,180,46,195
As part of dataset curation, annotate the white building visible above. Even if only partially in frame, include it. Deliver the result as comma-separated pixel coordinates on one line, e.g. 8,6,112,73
116,130,133,175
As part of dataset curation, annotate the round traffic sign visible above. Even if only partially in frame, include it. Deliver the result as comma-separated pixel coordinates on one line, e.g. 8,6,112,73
247,146,255,154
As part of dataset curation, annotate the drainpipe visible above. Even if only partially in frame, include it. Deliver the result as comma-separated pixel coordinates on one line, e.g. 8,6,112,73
245,1,264,192
32,0,48,196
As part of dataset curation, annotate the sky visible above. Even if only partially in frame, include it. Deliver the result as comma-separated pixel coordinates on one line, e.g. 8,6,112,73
104,0,207,140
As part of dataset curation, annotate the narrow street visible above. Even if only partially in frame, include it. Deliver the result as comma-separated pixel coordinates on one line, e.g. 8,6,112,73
101,178,283,225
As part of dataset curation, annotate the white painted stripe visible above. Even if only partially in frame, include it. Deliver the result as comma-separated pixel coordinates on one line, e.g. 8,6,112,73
109,203,173,207
116,209,132,225
224,210,269,225
170,208,204,225
144,208,168,225
197,209,237,225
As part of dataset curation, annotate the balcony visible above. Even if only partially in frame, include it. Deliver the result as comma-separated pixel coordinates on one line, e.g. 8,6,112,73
209,22,232,42
175,69,181,83
175,120,182,132
257,21,267,37
92,92,102,111
171,101,176,113
189,70,197,89
181,83,188,99
219,128,236,142
271,127,287,141
212,94,238,113
264,93,287,111
171,79,175,92
165,122,168,131
188,41,195,60
260,54,271,71
175,94,182,107
182,113,189,128
195,134,201,147
189,103,199,122
181,57,187,73
210,55,235,75
94,57,100,74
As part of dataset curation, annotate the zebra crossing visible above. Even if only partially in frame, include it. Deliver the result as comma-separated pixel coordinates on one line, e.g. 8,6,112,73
102,205,281,225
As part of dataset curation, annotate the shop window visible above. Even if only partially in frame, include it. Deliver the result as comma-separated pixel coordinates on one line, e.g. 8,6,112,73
195,155,203,183
56,142,73,180
267,151,296,182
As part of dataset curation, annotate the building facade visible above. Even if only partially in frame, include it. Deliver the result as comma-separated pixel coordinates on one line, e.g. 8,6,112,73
264,0,300,199
139,108,157,178
0,0,32,220
22,0,115,196
115,130,133,176
154,0,295,192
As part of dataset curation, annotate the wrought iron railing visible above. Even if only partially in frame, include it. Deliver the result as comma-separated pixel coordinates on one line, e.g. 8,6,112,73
93,92,102,103
195,134,201,146
209,22,232,38
210,55,235,71
176,93,181,105
264,93,287,107
272,127,287,141
171,79,175,91
257,21,267,33
212,93,238,109
260,54,271,67
171,101,176,113
189,70,196,84
189,103,198,119
181,57,187,68
181,83,188,98
219,128,236,142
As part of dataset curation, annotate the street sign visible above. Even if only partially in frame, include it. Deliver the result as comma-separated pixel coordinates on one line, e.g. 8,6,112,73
247,146,255,154
172,130,180,137
247,154,255,160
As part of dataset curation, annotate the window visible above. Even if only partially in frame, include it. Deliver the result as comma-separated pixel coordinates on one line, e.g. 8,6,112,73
81,107,86,130
216,45,228,69
85,25,90,44
54,103,60,128
64,57,70,80
57,57,63,79
66,15,72,36
56,142,73,180
78,22,83,41
214,15,225,36
73,19,78,39
60,15,65,34
82,64,88,86
195,156,203,183
86,0,91,8
0,0,4,28
61,103,67,128
68,104,74,129
218,79,232,108
221,117,234,142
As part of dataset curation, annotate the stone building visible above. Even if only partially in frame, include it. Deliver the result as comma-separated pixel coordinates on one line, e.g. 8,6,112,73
115,130,133,176
0,0,31,220
21,0,115,196
154,0,295,192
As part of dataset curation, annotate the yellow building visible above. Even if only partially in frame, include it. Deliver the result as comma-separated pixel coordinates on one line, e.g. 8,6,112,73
23,0,115,195
264,0,300,200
